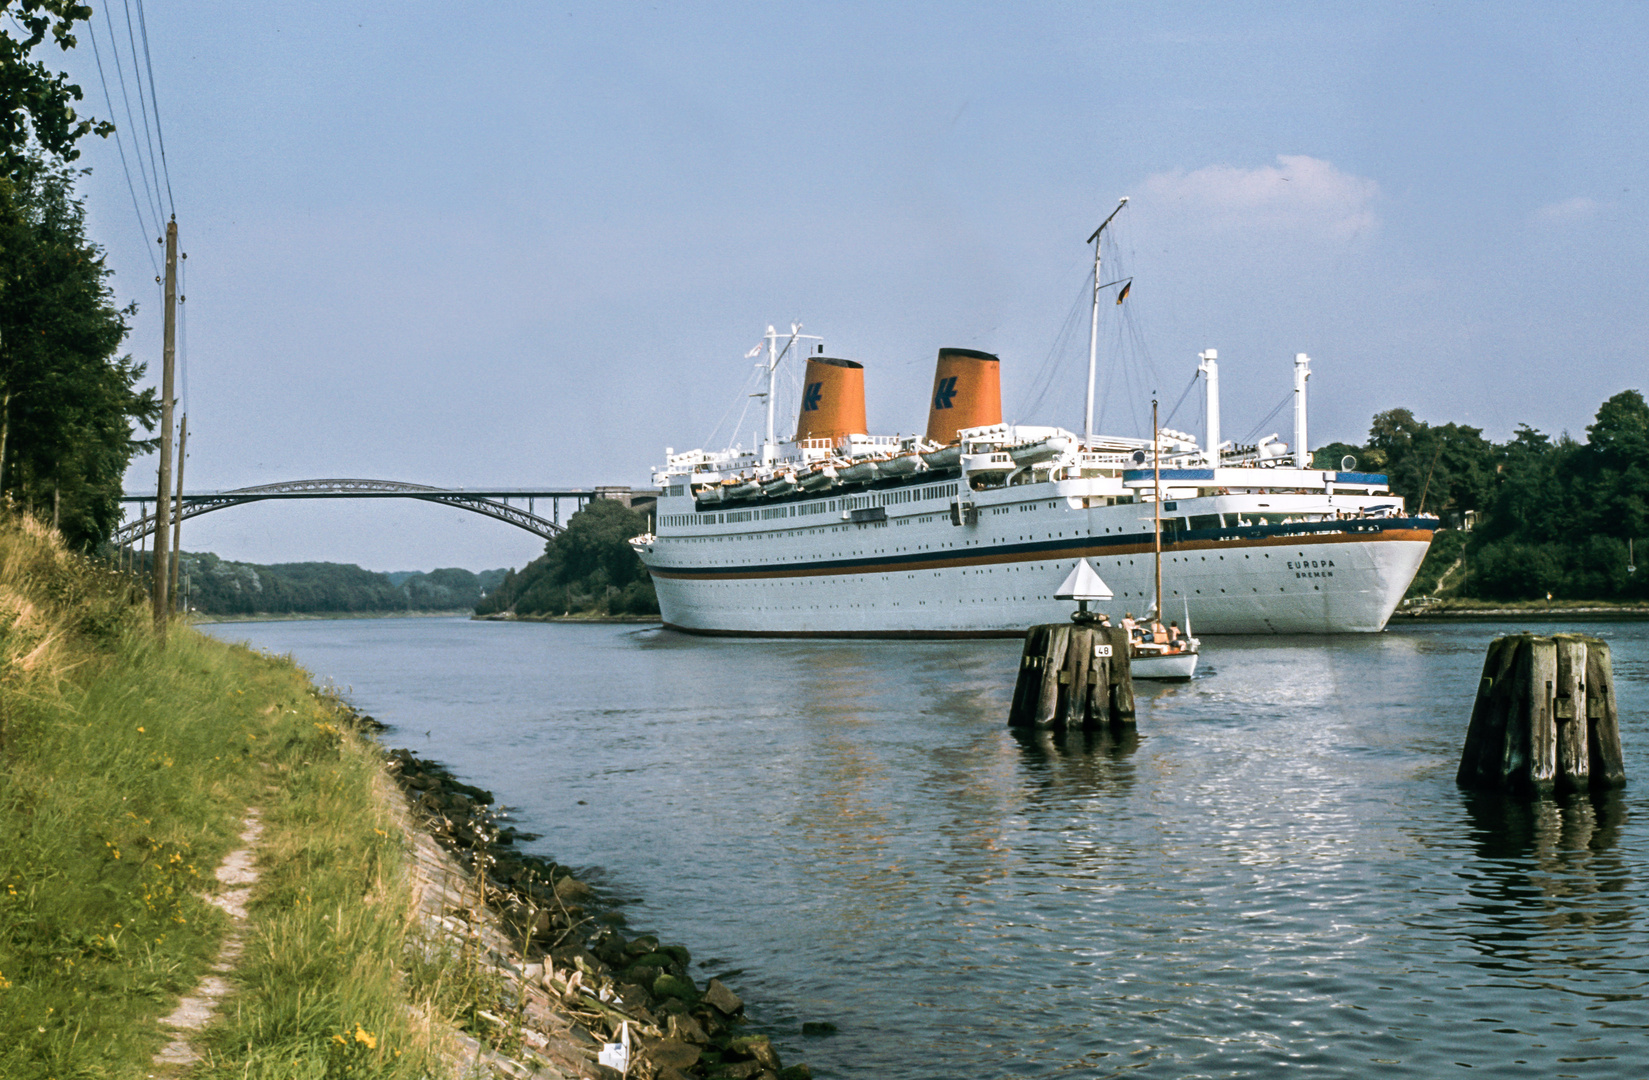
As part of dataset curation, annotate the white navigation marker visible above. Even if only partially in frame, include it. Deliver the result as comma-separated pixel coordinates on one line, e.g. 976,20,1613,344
1055,559,1114,601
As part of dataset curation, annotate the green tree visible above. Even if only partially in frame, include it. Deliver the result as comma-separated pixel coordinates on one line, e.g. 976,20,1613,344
0,155,153,547
1311,441,1363,471
0,4,143,549
1363,408,1494,517
0,2,109,169
1353,393,1648,602
476,500,658,617
1577,389,1649,541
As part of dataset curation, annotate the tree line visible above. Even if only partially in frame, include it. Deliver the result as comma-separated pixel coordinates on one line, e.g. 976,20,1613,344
139,552,508,616
1314,389,1648,601
477,498,658,617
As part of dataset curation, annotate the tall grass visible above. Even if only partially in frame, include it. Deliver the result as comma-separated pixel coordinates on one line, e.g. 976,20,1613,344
0,515,445,1078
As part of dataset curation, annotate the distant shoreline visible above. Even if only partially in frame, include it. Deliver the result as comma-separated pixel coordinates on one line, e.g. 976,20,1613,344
187,609,475,624
471,611,662,624
1393,601,1649,622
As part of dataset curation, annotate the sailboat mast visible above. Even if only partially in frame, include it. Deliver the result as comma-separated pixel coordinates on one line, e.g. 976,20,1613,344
1153,395,1162,624
1084,197,1128,449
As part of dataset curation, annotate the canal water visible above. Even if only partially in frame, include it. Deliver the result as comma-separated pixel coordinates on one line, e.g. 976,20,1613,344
203,618,1649,1078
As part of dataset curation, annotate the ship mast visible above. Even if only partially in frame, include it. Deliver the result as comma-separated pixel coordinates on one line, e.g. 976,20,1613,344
1153,395,1163,626
1084,197,1129,449
763,326,779,465
759,323,818,466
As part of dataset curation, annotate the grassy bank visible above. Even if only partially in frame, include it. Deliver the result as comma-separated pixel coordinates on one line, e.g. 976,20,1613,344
0,515,441,1079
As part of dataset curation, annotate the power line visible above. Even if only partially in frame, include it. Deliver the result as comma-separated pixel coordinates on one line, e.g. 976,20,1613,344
103,1,165,234
132,0,175,217
120,0,167,222
85,17,161,277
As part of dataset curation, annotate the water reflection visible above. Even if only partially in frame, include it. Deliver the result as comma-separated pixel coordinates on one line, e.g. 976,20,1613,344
1456,789,1635,972
1011,724,1139,775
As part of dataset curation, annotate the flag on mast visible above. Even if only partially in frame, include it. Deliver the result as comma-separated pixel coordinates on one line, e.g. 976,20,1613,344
1116,280,1131,305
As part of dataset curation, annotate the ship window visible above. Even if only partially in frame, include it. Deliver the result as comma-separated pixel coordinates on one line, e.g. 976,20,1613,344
1189,514,1221,531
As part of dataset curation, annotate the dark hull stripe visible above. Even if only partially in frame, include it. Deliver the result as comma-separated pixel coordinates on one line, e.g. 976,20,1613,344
647,523,1435,582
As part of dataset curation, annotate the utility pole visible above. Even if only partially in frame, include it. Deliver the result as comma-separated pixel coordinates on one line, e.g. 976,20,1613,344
0,323,7,496
0,389,10,497
169,413,187,609
151,219,178,635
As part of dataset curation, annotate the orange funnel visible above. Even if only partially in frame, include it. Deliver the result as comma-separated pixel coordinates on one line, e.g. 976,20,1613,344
924,347,1001,444
794,356,868,443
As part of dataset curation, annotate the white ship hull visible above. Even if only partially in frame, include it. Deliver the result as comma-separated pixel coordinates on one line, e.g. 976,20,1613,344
638,478,1433,637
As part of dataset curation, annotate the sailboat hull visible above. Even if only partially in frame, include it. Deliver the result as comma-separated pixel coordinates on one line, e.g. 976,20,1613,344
1131,651,1198,681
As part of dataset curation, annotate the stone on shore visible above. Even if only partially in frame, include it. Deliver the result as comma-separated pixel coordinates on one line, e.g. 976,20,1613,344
667,1011,709,1044
704,977,743,1015
652,971,699,1002
640,1036,702,1071
712,1062,762,1080
731,1034,782,1070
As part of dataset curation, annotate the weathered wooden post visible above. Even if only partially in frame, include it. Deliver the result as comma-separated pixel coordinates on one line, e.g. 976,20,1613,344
1008,561,1134,730
1457,633,1625,794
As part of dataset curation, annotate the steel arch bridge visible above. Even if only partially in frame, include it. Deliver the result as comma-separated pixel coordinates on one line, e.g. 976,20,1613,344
115,479,647,546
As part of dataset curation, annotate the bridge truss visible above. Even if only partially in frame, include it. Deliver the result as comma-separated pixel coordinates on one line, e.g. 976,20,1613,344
113,479,641,546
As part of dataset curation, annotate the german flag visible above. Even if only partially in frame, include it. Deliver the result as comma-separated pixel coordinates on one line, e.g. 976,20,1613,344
1116,280,1131,305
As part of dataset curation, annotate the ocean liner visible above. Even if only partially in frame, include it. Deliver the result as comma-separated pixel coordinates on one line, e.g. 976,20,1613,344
631,211,1436,636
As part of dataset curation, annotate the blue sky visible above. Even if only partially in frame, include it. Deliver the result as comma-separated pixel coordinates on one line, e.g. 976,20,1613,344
59,2,1648,569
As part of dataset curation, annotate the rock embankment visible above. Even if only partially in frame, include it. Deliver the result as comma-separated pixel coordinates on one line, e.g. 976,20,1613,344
385,747,811,1080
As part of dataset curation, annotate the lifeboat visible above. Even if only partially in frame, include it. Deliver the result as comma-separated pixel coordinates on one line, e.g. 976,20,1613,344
761,472,799,496
1008,435,1073,466
695,484,724,505
837,459,881,484
725,479,761,500
798,465,838,491
879,453,925,477
920,444,963,470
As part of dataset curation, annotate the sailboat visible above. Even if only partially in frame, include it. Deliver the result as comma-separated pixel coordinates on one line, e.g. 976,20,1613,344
1126,396,1201,681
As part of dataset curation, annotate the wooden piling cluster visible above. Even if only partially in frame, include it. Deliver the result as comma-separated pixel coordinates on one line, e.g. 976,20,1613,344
1457,634,1626,794
1009,623,1136,729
